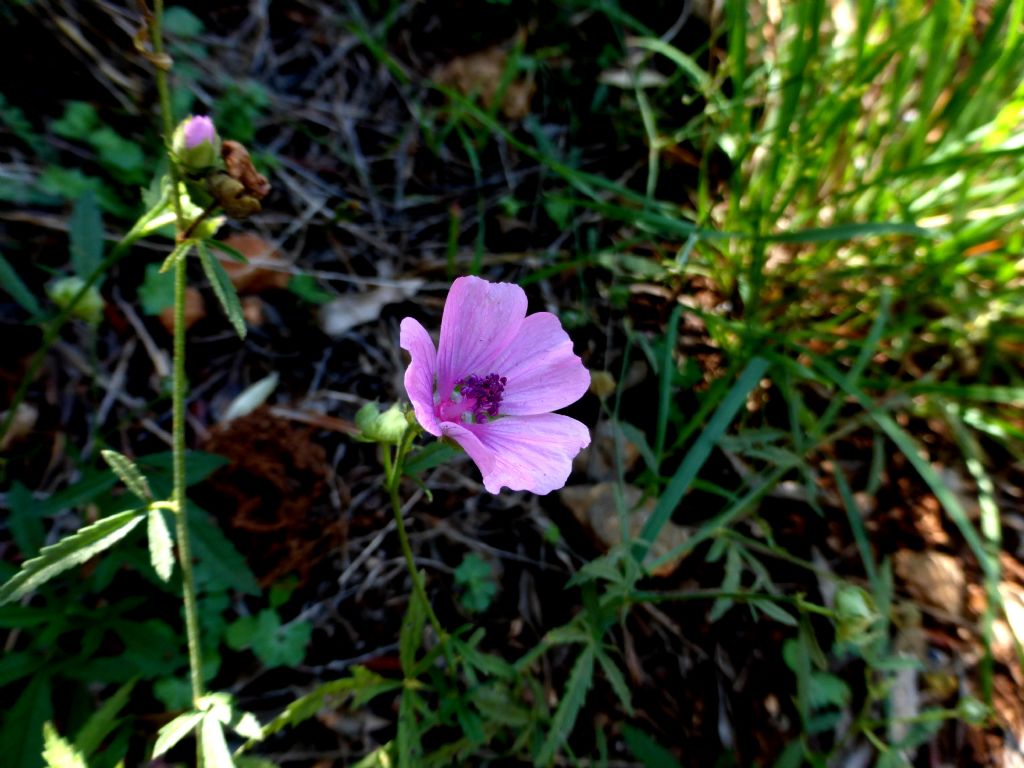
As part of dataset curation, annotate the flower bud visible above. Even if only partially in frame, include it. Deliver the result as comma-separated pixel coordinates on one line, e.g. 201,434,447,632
356,402,409,445
47,276,104,326
172,115,221,173
834,584,881,648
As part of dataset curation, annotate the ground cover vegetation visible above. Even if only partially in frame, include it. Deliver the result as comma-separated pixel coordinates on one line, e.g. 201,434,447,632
0,0,1023,765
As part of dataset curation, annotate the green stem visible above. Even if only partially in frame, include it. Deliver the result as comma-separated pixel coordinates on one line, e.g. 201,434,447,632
386,436,455,671
150,0,204,709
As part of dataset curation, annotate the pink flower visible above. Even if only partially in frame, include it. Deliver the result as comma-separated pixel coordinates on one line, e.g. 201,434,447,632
183,115,217,149
400,276,591,495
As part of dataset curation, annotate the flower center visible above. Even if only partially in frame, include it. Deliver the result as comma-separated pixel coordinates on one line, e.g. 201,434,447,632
437,373,507,424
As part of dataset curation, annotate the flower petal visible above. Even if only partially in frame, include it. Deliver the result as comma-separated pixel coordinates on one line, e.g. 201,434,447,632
400,317,441,436
489,312,591,415
436,276,527,397
460,414,591,495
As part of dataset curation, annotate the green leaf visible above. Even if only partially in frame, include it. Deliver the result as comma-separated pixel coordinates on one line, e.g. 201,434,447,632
138,263,176,316
0,675,52,768
0,508,145,605
100,449,152,501
206,239,249,263
595,648,633,715
400,586,427,675
752,597,798,627
227,610,312,668
622,724,682,768
187,502,260,595
147,508,175,581
0,252,41,316
0,651,42,687
397,688,423,768
403,442,458,476
42,722,87,768
453,553,498,614
198,712,233,765
163,6,204,37
152,710,203,758
288,274,333,304
51,102,99,141
7,481,44,556
197,240,246,339
69,190,103,279
636,357,772,567
537,645,595,765
257,666,400,742
73,679,135,756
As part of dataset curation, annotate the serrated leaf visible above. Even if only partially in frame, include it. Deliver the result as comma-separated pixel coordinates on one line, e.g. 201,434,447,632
152,710,203,758
257,667,400,742
595,649,633,715
0,509,145,605
69,191,103,279
147,508,175,581
42,722,87,768
0,252,41,316
397,688,423,768
197,240,246,339
537,645,595,765
206,238,249,263
187,502,260,595
101,449,152,501
74,679,135,756
400,585,427,675
200,715,235,768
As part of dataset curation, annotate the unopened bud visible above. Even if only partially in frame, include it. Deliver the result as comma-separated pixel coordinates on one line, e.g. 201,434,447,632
172,115,221,173
834,584,881,648
356,402,409,445
47,276,104,326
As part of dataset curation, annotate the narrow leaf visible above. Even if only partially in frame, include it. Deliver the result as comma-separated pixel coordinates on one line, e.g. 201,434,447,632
537,645,596,765
147,508,174,581
152,710,203,759
200,715,235,768
400,585,427,676
0,509,145,605
0,252,41,316
100,449,152,501
197,240,246,339
74,679,135,756
595,649,634,715
397,688,422,768
633,357,771,564
69,190,104,279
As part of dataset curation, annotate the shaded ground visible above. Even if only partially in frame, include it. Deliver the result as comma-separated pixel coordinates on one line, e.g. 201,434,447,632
1,1,1023,766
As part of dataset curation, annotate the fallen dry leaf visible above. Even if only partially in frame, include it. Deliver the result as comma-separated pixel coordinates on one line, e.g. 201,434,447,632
560,482,689,576
219,232,291,294
0,402,37,451
432,42,536,120
319,280,423,339
893,550,966,619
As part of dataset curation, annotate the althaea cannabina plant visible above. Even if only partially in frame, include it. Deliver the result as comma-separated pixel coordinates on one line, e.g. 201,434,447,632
401,276,591,494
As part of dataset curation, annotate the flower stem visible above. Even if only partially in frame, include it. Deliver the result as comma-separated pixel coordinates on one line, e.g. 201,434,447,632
150,0,204,708
385,436,455,671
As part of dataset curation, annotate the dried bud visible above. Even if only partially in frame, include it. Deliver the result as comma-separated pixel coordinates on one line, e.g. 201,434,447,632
206,172,263,219
172,115,221,174
222,140,270,200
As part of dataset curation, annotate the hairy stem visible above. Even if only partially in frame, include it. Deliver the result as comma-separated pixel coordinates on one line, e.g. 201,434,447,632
386,436,456,672
151,0,204,708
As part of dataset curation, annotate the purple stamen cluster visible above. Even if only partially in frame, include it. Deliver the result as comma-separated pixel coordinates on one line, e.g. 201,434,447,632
459,373,507,423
